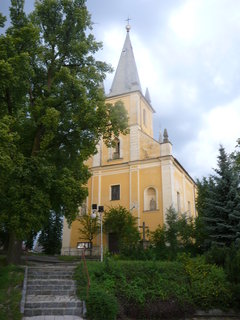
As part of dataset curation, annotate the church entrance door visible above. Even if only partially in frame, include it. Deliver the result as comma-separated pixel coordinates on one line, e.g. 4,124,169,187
108,233,119,253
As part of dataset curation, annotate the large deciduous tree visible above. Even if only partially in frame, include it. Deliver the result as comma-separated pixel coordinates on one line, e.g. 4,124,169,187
0,0,128,264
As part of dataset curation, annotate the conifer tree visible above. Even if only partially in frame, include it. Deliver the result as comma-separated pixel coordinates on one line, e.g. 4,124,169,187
38,211,63,255
203,146,240,247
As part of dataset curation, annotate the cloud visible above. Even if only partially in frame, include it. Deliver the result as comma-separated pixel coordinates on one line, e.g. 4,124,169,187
180,97,240,178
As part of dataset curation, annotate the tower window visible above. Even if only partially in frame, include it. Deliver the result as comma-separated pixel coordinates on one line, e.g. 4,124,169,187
143,109,146,126
111,185,120,200
188,201,191,214
113,138,120,159
177,192,181,213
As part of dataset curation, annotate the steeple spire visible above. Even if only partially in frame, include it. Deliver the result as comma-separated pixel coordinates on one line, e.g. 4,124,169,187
108,24,142,97
145,88,151,104
163,129,169,143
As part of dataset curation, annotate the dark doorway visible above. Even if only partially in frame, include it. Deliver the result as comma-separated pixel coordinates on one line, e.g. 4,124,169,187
108,233,119,254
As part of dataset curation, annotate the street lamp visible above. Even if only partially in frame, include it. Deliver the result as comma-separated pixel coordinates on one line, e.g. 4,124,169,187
91,204,104,262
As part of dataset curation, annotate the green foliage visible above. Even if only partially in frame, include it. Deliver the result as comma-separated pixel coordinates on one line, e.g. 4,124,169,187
75,259,234,319
0,265,24,320
38,211,63,254
103,206,140,253
225,246,240,284
183,256,232,309
0,13,6,27
78,212,99,245
204,244,240,308
86,286,118,320
194,214,208,253
205,245,229,267
0,0,128,263
149,206,195,259
198,146,240,247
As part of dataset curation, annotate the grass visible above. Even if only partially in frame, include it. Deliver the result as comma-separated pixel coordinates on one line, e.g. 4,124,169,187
0,263,24,320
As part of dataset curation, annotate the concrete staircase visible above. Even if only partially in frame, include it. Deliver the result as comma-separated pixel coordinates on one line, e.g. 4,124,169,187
23,265,83,317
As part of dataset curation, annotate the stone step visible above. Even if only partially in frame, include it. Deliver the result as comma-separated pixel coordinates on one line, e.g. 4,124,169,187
24,307,82,317
25,299,82,309
27,284,76,291
27,289,76,295
23,265,83,318
28,270,75,275
27,284,76,290
28,274,73,279
27,279,76,286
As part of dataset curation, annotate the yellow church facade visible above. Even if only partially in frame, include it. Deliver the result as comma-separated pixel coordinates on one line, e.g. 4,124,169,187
61,26,197,255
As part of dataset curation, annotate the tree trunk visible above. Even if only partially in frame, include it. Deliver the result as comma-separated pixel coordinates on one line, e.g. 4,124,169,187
7,232,23,265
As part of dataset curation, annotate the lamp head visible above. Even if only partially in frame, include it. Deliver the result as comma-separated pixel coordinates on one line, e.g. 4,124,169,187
98,206,104,212
92,204,97,210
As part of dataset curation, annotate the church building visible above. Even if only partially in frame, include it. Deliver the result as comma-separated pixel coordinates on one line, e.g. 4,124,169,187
61,24,197,255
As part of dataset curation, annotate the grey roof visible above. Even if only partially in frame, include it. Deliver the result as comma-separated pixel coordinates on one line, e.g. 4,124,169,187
108,31,142,97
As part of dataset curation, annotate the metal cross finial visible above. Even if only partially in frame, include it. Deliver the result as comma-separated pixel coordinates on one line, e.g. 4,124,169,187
125,17,131,32
126,17,131,25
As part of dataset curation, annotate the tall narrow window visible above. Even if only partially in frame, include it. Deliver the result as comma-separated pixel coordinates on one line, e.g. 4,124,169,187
143,109,146,126
111,185,120,200
188,201,191,214
177,192,181,213
113,138,120,159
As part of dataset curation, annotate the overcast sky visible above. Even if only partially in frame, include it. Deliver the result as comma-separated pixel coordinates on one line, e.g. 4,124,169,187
1,0,240,180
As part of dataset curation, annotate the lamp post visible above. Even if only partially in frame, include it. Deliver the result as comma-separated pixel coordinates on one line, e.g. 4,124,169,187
91,204,104,262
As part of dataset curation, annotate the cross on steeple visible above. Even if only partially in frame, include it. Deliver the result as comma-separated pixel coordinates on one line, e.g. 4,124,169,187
125,17,131,32
126,17,131,25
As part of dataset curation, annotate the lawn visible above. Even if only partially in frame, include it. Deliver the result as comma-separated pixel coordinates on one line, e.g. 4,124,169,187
0,257,24,320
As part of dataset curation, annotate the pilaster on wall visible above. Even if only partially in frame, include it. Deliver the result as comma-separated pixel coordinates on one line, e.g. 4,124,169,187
161,159,174,223
61,217,71,254
160,142,172,157
130,125,140,161
92,142,101,167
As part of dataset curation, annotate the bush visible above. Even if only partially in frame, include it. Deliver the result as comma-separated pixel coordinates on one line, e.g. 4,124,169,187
205,245,229,267
75,258,235,319
225,246,240,283
184,257,232,309
86,286,118,320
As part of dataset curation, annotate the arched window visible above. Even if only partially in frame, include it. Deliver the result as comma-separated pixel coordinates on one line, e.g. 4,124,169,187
144,187,157,211
108,137,123,160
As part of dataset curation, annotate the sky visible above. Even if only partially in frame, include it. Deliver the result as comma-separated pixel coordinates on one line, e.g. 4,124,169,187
1,0,240,180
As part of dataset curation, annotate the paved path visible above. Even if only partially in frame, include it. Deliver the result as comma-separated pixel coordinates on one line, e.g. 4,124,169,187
23,316,83,320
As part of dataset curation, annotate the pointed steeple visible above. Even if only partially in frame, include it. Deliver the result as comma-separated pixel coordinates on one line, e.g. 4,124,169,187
109,25,142,97
163,129,169,143
145,87,151,104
